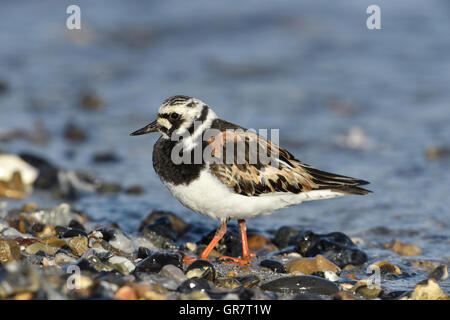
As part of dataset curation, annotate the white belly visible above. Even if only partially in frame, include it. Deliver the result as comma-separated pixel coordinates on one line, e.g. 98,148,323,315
163,170,345,221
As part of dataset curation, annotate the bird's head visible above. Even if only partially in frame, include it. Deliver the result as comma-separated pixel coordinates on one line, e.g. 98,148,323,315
130,95,216,139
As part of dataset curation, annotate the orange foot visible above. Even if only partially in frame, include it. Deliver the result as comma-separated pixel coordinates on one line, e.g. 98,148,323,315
217,254,255,266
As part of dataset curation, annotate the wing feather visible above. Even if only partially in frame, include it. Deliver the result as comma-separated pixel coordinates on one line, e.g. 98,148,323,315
206,127,371,197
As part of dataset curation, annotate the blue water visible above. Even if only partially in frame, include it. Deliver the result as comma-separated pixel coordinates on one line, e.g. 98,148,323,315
0,0,449,291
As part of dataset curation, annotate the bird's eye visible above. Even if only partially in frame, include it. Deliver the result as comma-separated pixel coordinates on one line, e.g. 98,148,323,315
170,113,180,120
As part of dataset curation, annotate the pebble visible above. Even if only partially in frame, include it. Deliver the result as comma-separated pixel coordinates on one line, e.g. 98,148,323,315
428,265,448,281
354,280,382,298
0,154,38,187
247,234,268,250
295,230,368,268
272,226,300,249
68,236,89,256
259,259,286,273
390,239,423,256
260,275,339,295
114,285,138,300
139,210,190,237
135,252,182,273
108,255,136,274
368,260,402,275
405,278,449,300
215,277,241,289
141,217,178,250
160,264,187,283
25,242,59,255
0,239,21,263
185,260,216,282
178,278,211,294
285,255,340,275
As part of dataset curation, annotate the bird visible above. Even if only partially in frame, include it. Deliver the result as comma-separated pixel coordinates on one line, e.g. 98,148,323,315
131,95,371,266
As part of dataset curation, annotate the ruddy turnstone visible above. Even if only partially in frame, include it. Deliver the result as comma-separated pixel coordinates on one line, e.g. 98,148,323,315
131,95,371,265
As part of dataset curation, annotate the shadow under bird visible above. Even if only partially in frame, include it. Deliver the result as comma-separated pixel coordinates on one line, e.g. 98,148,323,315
131,95,371,265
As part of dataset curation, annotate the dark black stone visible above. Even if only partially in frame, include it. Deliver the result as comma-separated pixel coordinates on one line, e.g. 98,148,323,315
260,275,339,296
135,252,182,273
185,260,216,282
31,223,45,234
233,286,255,300
75,258,98,273
55,226,69,237
68,219,85,230
142,216,177,241
429,265,448,281
63,228,88,238
137,247,152,259
294,230,368,268
273,226,300,249
177,278,211,294
96,228,117,242
259,259,286,273
19,153,59,189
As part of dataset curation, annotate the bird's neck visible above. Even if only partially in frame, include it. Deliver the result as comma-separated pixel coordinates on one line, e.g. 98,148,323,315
175,109,218,152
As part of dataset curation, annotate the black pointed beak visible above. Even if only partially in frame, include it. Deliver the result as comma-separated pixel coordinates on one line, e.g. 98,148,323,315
130,120,160,136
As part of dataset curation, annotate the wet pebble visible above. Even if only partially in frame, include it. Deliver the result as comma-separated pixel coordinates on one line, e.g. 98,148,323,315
139,210,190,237
135,252,182,273
295,230,368,268
185,260,216,282
247,234,269,250
178,278,211,294
0,239,21,263
390,239,423,256
428,265,448,281
68,236,89,257
369,260,402,275
272,226,300,249
160,264,187,283
285,255,340,275
141,217,178,250
260,275,339,295
259,259,286,273
404,278,449,300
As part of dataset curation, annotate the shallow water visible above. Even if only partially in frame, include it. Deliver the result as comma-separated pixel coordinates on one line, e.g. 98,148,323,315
0,1,449,293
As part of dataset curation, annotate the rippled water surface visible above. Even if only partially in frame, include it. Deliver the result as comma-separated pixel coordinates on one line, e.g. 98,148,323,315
0,1,449,292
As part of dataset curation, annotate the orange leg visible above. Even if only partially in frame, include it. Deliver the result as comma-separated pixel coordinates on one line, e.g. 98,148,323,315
218,219,255,266
183,220,227,264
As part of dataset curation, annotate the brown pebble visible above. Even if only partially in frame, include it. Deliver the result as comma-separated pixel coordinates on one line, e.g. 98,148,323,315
391,239,422,256
285,255,340,275
247,235,268,250
0,239,21,263
114,286,138,300
407,279,449,300
68,236,89,256
369,260,402,275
